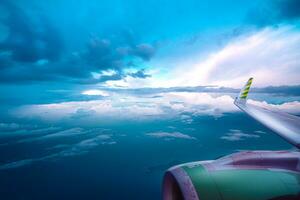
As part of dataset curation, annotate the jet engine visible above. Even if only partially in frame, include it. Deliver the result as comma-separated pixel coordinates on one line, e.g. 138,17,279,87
162,151,300,200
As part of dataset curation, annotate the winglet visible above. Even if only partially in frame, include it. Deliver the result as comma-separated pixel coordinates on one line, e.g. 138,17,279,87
235,78,253,104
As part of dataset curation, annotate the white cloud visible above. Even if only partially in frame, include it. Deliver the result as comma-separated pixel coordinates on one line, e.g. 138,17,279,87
161,92,237,115
41,128,84,138
0,128,87,146
14,98,165,121
104,75,153,88
0,132,116,170
146,131,196,140
0,127,62,140
149,26,300,88
221,129,260,141
13,91,300,121
82,89,110,96
248,99,300,114
254,130,266,134
77,134,114,147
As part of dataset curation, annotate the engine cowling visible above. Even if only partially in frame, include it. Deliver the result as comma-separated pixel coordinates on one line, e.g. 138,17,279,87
162,151,300,200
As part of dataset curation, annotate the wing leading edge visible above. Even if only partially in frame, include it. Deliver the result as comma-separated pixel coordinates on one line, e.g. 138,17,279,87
234,78,300,148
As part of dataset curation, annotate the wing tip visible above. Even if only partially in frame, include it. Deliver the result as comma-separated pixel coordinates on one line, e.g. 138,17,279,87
239,77,253,99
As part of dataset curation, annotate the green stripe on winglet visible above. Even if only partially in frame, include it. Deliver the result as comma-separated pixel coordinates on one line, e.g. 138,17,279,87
239,78,253,99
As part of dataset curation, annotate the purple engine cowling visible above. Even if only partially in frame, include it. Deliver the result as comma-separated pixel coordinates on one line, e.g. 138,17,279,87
162,150,300,200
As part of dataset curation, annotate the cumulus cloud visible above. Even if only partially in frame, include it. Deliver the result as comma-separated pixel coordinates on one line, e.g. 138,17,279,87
161,92,237,115
13,90,300,122
146,131,196,140
14,99,164,121
221,129,260,141
12,92,235,121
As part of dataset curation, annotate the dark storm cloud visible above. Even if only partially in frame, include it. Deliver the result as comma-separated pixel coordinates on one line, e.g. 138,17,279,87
0,1,63,63
84,37,122,72
78,72,125,85
275,0,300,20
133,43,156,61
246,0,300,26
0,36,156,84
0,2,156,84
128,69,151,79
0,1,64,83
82,33,156,71
50,38,154,84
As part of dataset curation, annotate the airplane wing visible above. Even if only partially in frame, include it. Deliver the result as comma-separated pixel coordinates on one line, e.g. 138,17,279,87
234,78,300,148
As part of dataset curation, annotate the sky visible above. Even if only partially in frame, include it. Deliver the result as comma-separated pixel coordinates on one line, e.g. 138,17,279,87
0,0,299,121
0,0,300,199
0,0,299,97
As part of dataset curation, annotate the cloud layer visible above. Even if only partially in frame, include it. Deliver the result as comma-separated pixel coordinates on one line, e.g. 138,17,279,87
150,26,300,88
0,127,116,170
13,91,300,122
146,131,196,140
221,129,260,141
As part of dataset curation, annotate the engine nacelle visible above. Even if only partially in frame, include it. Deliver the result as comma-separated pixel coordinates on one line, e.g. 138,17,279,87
162,151,300,200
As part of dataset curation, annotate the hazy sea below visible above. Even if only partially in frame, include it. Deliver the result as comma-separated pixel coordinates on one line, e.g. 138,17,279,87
0,113,292,200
